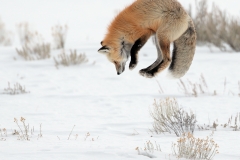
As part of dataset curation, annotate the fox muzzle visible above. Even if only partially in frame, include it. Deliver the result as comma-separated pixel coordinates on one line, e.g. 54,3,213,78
116,62,126,75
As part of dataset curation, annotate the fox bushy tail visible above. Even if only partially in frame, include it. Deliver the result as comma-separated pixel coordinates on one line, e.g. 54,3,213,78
168,19,197,78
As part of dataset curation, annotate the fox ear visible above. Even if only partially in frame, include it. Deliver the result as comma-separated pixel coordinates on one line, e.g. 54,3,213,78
98,46,110,54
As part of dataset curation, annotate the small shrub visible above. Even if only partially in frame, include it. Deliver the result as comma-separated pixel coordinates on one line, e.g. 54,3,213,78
16,43,51,60
14,117,30,140
150,98,197,137
16,22,42,45
172,132,219,160
13,117,41,141
3,82,29,95
0,17,13,46
51,24,68,49
189,0,240,52
54,49,88,68
16,22,51,60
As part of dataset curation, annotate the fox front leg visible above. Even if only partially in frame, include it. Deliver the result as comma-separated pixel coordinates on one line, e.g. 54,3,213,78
129,34,151,70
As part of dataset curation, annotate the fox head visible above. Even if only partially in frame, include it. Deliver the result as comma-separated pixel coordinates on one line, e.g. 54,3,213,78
98,40,133,75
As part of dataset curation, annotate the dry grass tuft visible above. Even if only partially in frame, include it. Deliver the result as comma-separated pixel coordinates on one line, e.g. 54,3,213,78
12,117,43,141
189,0,240,52
13,117,42,141
178,74,209,97
54,49,88,68
14,117,30,140
197,124,211,131
136,141,161,158
197,113,240,132
197,119,219,131
0,17,13,46
51,24,68,49
16,43,51,60
150,98,197,137
16,22,51,60
179,76,240,97
223,113,240,131
3,82,29,95
172,132,219,160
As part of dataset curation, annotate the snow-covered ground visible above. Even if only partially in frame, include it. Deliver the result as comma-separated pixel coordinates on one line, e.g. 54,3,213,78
0,0,240,160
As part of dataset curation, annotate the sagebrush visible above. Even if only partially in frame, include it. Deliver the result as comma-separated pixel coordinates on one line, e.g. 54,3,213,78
150,98,197,137
54,49,88,68
16,22,51,60
16,43,51,60
189,0,240,52
172,132,219,160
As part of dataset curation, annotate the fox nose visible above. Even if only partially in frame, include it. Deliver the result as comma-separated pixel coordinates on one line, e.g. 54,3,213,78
117,72,121,75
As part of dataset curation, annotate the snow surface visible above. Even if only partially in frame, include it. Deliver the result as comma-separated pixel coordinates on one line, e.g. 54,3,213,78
0,0,240,160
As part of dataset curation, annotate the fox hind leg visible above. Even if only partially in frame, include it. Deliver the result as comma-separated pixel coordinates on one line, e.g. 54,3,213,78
140,36,171,78
139,34,163,72
129,32,152,70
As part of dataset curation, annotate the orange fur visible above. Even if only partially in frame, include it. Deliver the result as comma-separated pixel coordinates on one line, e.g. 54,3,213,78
99,0,196,78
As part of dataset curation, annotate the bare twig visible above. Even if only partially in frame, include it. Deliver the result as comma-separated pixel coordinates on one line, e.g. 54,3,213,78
68,125,75,140
190,0,240,52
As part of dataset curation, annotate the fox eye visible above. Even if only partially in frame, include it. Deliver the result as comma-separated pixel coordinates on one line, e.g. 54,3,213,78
113,61,117,65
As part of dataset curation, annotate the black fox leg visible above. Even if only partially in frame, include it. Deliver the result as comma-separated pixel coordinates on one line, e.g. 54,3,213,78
129,34,151,70
139,58,161,76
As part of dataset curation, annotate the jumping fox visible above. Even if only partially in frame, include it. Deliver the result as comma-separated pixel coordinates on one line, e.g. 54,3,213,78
98,0,196,78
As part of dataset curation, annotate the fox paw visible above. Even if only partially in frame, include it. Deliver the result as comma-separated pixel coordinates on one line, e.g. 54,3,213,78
129,62,137,70
139,69,155,78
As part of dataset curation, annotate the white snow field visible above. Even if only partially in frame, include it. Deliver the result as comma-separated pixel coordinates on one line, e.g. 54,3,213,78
0,0,240,160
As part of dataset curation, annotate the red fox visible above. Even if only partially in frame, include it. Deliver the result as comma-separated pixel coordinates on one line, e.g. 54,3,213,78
98,0,196,78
